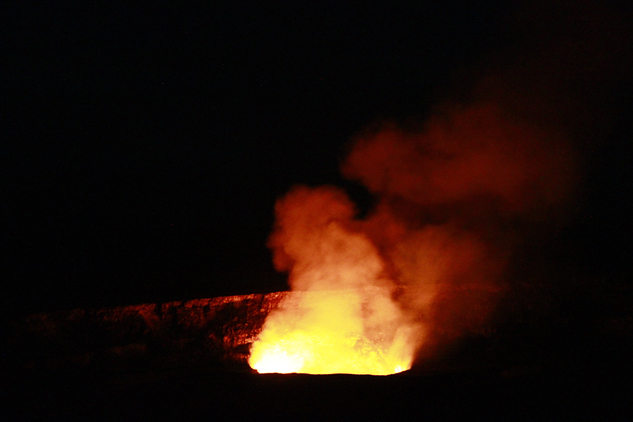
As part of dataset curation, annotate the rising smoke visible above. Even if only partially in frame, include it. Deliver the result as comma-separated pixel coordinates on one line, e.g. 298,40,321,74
254,1,631,368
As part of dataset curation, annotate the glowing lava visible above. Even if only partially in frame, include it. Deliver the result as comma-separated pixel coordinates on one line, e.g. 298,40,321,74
247,188,423,375
248,289,416,375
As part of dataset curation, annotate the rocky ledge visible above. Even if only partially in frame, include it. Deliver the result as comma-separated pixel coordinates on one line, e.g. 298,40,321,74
2,292,289,375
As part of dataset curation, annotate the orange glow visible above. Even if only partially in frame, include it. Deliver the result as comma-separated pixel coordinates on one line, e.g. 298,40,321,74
248,103,576,375
247,187,425,375
249,289,417,375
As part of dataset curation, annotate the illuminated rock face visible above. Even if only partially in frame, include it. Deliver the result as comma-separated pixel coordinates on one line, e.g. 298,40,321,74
4,293,291,373
6,288,631,377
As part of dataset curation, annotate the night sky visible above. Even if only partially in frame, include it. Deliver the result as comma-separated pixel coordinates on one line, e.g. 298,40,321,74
2,2,632,317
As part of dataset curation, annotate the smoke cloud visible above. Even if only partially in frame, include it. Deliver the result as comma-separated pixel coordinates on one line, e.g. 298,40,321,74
254,1,631,368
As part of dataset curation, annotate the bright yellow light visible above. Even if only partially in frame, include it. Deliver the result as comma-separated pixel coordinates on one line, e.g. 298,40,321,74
248,289,416,375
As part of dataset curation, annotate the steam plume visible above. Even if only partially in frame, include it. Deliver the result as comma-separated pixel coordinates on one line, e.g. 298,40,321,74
251,1,630,370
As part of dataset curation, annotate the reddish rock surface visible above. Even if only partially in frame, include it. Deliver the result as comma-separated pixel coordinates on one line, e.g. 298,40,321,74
3,283,631,378
3,292,289,375
1,286,631,421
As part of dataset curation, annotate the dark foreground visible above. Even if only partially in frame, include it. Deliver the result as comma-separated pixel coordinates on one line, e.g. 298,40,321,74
3,329,632,421
2,363,631,421
2,289,632,421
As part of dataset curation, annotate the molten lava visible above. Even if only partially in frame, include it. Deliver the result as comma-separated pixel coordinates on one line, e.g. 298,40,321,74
247,188,425,375
249,288,416,375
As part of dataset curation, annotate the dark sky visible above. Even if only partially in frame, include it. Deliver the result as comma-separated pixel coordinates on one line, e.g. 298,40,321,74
2,2,632,316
